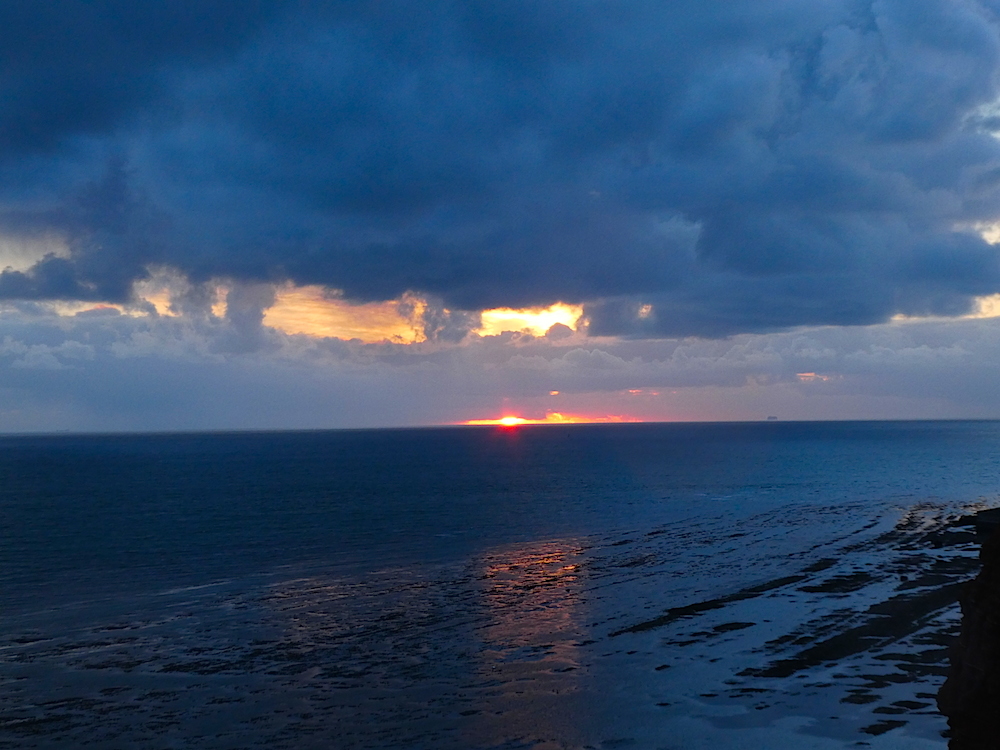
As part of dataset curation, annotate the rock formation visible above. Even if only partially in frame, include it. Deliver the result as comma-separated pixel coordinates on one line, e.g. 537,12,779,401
938,516,1000,748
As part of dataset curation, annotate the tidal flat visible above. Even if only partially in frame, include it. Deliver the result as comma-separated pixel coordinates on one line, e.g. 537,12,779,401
0,502,982,749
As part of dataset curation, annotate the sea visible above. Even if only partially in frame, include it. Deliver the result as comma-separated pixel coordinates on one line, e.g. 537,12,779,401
2,420,998,749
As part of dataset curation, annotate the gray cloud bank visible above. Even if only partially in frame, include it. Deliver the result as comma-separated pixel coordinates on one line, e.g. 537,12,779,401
0,302,997,431
4,1,1000,337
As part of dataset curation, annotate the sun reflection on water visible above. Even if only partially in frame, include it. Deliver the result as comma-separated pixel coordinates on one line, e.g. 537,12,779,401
466,540,591,746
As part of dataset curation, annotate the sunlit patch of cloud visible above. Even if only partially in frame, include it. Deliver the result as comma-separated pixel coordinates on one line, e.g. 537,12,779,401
891,292,1000,322
131,269,184,317
973,221,1000,245
965,293,1000,319
263,285,426,344
796,372,834,383
255,285,585,345
0,233,70,273
477,303,584,337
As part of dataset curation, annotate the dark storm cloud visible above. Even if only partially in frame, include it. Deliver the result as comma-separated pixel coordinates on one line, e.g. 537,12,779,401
4,0,1000,336
0,0,287,154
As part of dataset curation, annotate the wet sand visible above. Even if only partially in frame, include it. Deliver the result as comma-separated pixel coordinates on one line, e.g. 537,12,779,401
0,502,985,749
603,506,977,747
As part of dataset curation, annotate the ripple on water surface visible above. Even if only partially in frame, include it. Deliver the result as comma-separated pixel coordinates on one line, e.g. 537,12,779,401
0,500,984,749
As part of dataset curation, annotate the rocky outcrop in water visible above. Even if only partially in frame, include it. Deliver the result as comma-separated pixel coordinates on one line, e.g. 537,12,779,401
938,515,1000,749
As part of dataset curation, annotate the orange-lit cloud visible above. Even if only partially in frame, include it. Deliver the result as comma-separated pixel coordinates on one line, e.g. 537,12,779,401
463,412,641,426
796,372,832,382
263,285,426,343
90,276,589,346
260,288,586,343
893,294,1000,322
968,293,1000,319
477,302,583,337
41,300,125,317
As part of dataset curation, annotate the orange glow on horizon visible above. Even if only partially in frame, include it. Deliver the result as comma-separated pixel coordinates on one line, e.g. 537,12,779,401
462,412,642,426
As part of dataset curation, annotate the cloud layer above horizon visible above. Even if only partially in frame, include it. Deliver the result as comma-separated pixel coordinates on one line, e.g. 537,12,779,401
5,0,1000,334
4,0,1000,429
3,298,1000,431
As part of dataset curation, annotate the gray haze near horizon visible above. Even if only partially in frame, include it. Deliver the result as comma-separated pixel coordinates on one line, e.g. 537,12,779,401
0,302,998,431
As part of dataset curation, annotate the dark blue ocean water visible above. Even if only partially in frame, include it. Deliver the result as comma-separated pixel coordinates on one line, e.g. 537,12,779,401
2,421,999,748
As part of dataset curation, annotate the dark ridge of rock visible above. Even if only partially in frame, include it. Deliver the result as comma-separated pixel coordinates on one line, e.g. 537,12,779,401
938,521,1000,749
973,509,1000,542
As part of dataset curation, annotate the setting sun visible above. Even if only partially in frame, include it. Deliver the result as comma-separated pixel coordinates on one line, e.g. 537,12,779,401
463,413,641,426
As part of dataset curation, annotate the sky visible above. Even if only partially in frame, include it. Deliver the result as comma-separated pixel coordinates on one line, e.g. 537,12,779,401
5,0,1000,431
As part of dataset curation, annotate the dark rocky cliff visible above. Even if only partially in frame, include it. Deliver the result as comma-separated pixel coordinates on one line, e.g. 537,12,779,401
938,511,1000,749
